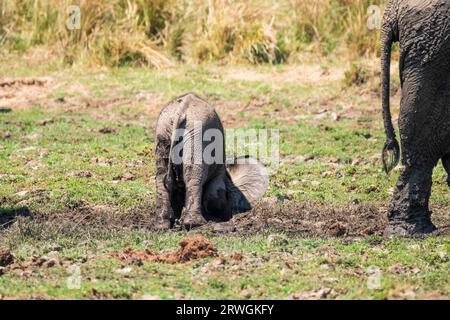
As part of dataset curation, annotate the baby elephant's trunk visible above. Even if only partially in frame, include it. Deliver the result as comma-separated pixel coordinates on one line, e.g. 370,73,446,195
225,156,269,214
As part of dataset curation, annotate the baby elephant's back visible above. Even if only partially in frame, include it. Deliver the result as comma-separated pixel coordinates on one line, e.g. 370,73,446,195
181,93,223,132
157,93,223,141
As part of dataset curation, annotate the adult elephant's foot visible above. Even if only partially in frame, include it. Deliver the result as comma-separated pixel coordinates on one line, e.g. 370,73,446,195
384,216,437,237
181,211,207,229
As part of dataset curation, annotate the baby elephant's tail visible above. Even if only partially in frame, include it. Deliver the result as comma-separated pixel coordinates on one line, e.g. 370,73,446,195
225,156,269,214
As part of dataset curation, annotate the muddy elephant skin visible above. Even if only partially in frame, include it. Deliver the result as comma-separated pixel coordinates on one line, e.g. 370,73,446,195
154,93,268,230
381,0,450,236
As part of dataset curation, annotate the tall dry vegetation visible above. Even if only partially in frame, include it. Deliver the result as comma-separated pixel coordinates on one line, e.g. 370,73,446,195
0,0,384,68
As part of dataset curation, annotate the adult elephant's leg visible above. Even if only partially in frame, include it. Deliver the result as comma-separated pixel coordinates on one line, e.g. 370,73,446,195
385,72,438,236
385,163,436,236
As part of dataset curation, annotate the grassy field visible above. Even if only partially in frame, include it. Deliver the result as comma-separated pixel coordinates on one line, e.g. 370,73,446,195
0,53,449,299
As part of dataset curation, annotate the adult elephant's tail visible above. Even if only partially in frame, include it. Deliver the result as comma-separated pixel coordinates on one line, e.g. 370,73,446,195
381,20,400,174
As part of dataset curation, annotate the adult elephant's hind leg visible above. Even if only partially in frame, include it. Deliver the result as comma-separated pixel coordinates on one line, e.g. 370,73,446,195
443,156,450,187
385,164,437,236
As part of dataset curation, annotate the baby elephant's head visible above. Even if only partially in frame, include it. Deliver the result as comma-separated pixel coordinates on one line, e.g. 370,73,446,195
225,156,269,214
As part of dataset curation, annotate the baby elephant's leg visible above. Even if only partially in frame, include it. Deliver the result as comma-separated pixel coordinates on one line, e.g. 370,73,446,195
181,163,208,228
155,163,174,230
443,156,450,187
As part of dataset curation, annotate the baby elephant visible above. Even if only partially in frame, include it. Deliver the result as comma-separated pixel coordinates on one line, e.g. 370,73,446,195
154,93,268,230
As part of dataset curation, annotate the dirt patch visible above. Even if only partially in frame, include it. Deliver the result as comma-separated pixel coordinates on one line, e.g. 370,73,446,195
9,255,61,272
112,236,218,265
195,200,388,237
223,65,344,85
0,77,53,110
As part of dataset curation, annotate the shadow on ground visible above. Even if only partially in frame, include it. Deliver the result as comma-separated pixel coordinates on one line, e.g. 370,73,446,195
0,206,31,230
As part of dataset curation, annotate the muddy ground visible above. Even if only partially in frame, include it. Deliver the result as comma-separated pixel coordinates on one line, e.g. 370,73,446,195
2,200,449,240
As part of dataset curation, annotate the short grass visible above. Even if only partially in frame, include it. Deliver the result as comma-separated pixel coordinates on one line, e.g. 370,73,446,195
0,58,449,299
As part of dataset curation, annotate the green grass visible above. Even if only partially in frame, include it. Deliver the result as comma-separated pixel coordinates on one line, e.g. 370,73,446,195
1,59,449,299
1,233,449,299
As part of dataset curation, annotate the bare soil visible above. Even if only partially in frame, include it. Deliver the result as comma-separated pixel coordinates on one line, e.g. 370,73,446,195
0,77,53,110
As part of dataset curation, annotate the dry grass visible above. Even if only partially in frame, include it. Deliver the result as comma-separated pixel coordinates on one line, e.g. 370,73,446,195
0,0,384,67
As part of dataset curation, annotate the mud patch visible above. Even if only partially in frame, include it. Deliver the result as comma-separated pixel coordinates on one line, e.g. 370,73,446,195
194,200,388,237
2,201,449,240
112,236,218,265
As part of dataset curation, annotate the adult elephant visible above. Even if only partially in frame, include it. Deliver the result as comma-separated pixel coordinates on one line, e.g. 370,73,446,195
381,0,450,236
154,93,268,230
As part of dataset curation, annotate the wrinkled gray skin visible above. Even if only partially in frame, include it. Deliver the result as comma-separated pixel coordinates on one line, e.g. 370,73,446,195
381,0,450,236
155,93,268,229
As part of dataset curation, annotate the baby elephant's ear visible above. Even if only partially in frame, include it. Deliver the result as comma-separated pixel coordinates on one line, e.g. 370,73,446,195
226,156,269,214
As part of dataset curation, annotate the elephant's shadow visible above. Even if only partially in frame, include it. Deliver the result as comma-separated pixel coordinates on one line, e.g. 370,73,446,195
0,206,31,230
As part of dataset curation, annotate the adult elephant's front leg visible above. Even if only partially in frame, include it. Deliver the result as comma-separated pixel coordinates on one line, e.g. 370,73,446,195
181,163,207,228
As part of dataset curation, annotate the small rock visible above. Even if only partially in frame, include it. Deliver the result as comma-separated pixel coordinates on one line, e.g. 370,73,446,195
2,131,12,139
98,127,116,134
113,172,135,182
90,157,112,166
351,157,363,165
43,258,58,268
291,288,333,300
310,180,321,187
68,170,93,178
14,190,29,197
25,160,45,170
261,196,278,205
115,267,133,274
38,118,54,126
331,112,340,121
39,149,49,158
320,263,331,270
240,289,252,299
50,244,62,252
